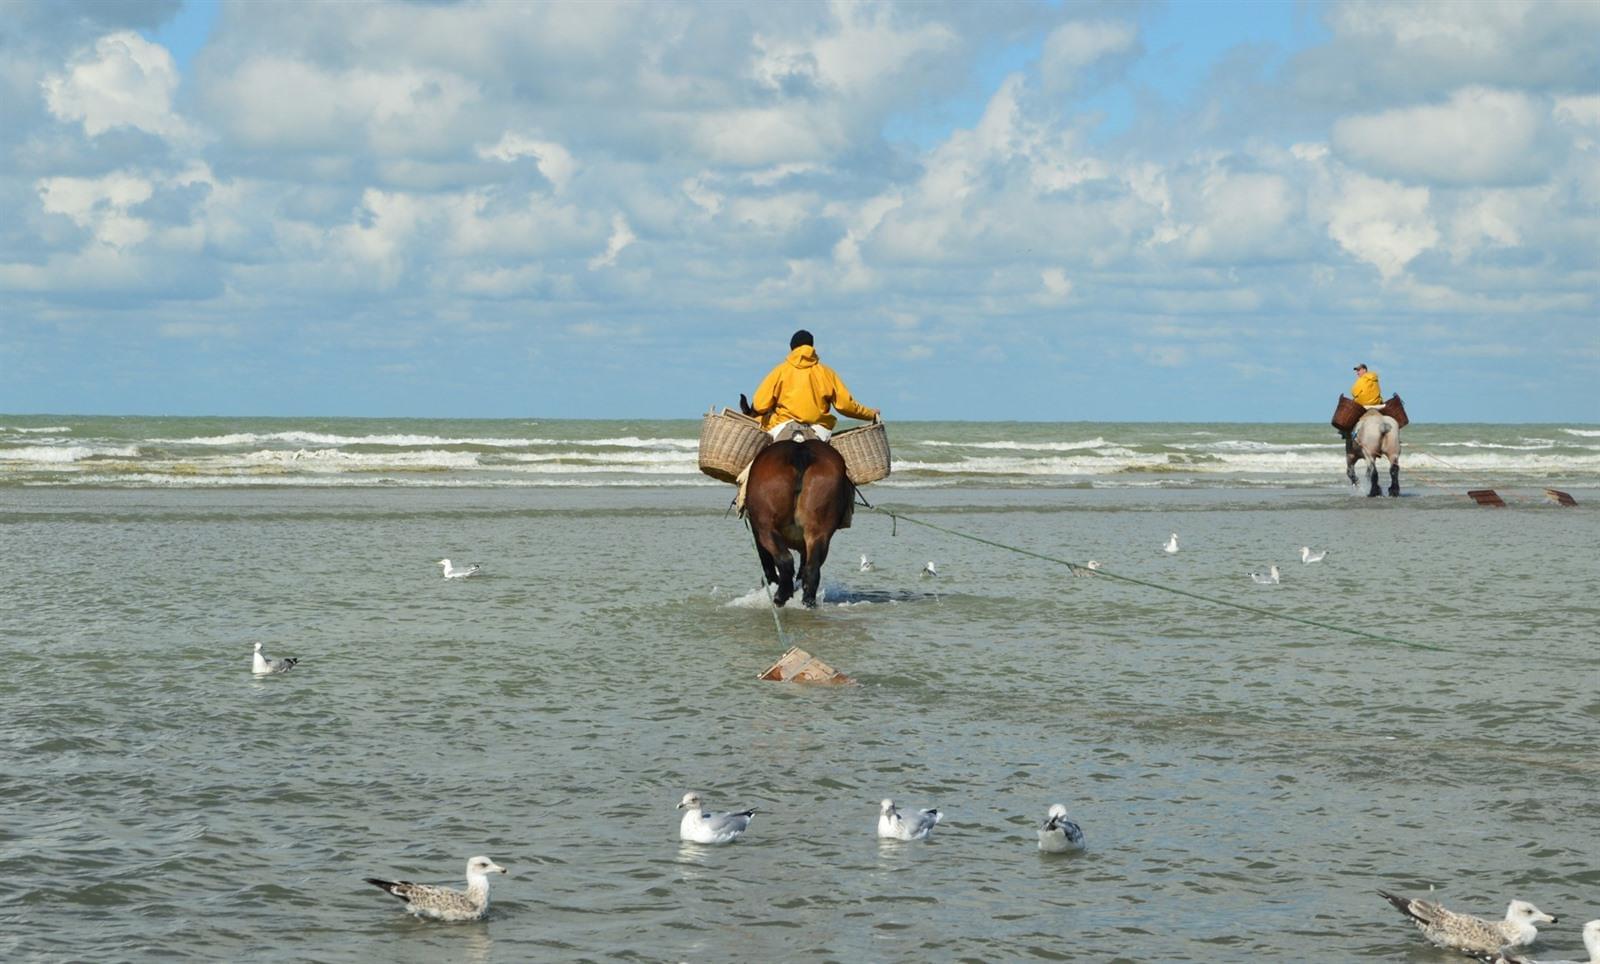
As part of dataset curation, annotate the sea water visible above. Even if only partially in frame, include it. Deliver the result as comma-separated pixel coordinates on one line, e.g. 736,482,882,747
2,417,1597,961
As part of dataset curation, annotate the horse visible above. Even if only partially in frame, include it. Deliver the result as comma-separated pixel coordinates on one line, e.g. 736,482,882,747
738,397,855,608
1346,409,1401,497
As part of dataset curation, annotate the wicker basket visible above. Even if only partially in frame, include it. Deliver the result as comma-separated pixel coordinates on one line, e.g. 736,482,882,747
698,408,769,484
831,421,891,485
1330,395,1365,434
1379,393,1409,429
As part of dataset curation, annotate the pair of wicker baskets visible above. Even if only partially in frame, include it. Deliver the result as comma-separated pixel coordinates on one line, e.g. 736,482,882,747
1331,393,1410,433
697,408,891,486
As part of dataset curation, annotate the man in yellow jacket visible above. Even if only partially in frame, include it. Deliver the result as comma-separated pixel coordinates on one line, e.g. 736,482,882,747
1350,363,1383,408
748,330,879,440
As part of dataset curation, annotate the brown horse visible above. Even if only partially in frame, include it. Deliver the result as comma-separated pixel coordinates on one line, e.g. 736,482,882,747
738,399,855,608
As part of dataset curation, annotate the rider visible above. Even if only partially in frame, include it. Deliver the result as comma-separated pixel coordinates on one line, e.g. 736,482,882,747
1350,363,1383,409
748,330,879,441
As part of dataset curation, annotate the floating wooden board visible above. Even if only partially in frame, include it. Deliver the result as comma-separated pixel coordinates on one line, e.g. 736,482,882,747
1545,488,1578,507
1467,489,1506,507
758,646,854,685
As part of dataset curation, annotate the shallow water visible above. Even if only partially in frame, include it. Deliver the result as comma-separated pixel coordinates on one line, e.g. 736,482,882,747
2,484,1597,961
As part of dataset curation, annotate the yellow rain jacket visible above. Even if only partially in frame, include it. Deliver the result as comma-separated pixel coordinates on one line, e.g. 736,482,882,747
1350,370,1383,406
751,346,876,431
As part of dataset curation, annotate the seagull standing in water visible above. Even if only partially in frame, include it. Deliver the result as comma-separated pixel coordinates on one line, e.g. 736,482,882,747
878,798,941,841
859,554,874,572
251,641,298,675
677,792,756,844
1037,804,1085,853
365,855,507,922
1163,533,1179,554
437,559,482,579
921,561,938,577
1249,565,1281,585
1378,891,1557,956
1300,546,1327,564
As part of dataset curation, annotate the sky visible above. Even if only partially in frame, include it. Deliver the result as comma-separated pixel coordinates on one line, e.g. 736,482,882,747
0,0,1596,422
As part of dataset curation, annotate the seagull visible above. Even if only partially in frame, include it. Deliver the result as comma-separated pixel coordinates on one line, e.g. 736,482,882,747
251,641,298,675
1249,565,1281,585
1073,560,1102,578
922,561,938,577
1492,918,1600,964
677,792,756,845
365,855,507,922
878,798,941,841
1300,546,1327,564
859,554,874,572
1037,804,1085,853
1378,890,1557,956
1163,533,1179,554
437,558,482,579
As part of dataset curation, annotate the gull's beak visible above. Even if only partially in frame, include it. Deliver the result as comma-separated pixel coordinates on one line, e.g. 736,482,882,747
677,802,687,809
492,863,507,875
1544,913,1558,923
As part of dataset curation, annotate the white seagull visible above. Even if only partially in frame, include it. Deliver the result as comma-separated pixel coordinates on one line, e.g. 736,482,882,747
1378,891,1557,956
437,558,482,579
859,553,874,572
1249,565,1281,585
1300,546,1327,564
251,641,298,675
1493,918,1600,964
1073,560,1102,578
922,561,938,577
878,798,941,841
678,792,756,845
1163,533,1179,554
365,855,507,922
1037,804,1085,853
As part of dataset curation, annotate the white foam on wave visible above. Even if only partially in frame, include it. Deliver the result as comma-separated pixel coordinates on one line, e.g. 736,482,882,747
167,431,699,450
46,473,716,488
2,426,70,434
0,444,139,463
236,448,482,469
506,450,697,466
918,437,1117,452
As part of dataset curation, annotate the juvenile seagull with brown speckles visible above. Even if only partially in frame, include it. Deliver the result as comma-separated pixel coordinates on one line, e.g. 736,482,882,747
366,856,506,921
1379,890,1556,956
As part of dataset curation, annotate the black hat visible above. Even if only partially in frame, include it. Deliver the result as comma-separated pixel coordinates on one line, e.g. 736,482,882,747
790,329,814,349
1353,363,1367,371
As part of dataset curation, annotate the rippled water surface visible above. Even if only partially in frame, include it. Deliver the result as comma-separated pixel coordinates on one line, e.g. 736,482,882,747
2,484,1597,962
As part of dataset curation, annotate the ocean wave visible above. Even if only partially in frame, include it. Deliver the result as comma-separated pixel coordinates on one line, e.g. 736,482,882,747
2,426,71,434
1561,428,1600,438
504,450,698,466
0,444,140,463
26,473,716,488
917,437,1115,452
167,431,699,450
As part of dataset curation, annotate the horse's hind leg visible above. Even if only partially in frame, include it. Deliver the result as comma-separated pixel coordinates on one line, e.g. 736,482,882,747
1367,461,1381,497
1388,457,1400,497
754,529,795,606
799,533,833,608
1345,438,1359,486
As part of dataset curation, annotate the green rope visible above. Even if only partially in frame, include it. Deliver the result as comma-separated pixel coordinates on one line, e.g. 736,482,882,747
867,506,1444,652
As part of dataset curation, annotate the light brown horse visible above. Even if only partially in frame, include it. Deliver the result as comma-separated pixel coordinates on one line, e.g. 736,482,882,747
1346,410,1401,497
738,402,854,608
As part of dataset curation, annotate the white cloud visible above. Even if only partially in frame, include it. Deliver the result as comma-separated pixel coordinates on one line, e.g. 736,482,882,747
42,31,190,141
1039,20,1138,91
1325,173,1439,280
1040,268,1072,301
587,214,635,270
1332,86,1549,184
478,132,577,192
38,172,154,248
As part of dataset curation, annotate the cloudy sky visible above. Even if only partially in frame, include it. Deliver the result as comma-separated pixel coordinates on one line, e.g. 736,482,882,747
1,0,1595,421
